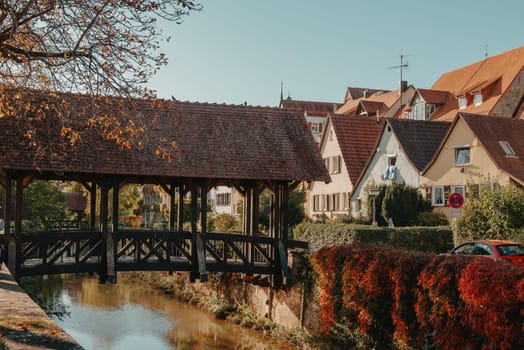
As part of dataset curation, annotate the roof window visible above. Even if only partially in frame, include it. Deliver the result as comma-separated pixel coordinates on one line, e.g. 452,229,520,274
499,140,517,157
473,93,483,106
458,96,467,109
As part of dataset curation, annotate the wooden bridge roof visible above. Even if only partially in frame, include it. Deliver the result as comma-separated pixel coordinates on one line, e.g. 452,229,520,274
0,89,330,184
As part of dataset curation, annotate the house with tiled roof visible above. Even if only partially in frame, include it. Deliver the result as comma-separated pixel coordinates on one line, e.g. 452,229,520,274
404,88,456,120
422,113,524,220
279,97,339,143
403,45,524,121
350,118,451,220
337,85,416,119
343,86,385,102
307,114,383,220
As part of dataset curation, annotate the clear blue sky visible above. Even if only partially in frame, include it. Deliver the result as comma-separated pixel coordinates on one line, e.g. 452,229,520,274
148,0,524,107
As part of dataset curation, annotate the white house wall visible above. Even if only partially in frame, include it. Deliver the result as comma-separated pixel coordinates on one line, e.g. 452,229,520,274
351,126,421,218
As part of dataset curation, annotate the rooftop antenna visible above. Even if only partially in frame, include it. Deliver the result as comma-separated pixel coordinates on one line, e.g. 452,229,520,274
389,54,409,114
280,81,284,102
484,44,488,59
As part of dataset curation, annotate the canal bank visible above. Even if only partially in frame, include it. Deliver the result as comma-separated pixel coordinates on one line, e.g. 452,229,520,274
120,254,323,350
0,264,82,350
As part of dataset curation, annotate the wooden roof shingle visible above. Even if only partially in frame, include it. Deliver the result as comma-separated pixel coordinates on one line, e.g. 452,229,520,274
460,113,524,185
329,114,384,184
387,118,451,171
0,89,330,183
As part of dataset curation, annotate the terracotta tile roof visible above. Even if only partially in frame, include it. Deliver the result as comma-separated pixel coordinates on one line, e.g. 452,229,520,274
0,89,330,183
279,98,338,117
430,45,524,120
460,113,524,185
337,90,401,116
329,114,384,183
416,89,451,105
344,87,388,102
357,100,386,115
387,118,451,171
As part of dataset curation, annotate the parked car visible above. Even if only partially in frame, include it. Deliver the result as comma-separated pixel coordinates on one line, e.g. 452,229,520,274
449,240,524,267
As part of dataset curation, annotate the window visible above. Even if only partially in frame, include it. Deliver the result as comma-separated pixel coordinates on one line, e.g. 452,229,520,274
455,147,470,165
311,123,319,133
313,195,320,212
342,192,350,210
499,140,517,157
426,104,439,118
473,93,483,106
216,193,231,206
408,94,425,120
388,155,397,166
432,186,444,206
333,193,341,211
458,96,467,109
331,156,342,174
452,185,465,197
324,158,330,172
384,155,397,180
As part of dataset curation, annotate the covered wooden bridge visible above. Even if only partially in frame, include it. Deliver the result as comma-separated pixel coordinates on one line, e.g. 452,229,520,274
0,89,329,287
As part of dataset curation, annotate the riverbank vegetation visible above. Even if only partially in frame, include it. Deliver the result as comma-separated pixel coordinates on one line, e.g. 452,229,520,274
121,271,319,349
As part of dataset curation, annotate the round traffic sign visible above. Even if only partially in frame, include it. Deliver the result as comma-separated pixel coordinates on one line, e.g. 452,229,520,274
449,192,464,209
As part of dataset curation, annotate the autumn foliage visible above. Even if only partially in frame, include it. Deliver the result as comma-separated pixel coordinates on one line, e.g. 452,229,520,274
313,245,524,349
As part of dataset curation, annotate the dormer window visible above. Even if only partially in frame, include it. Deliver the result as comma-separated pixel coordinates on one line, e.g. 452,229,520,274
408,93,440,120
408,94,425,120
458,96,467,109
473,93,483,106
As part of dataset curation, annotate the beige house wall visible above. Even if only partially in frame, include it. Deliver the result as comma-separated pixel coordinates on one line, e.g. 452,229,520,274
422,118,511,219
308,122,351,220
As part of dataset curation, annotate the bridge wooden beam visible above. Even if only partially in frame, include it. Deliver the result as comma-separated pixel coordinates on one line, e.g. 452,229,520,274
189,182,198,283
198,180,208,282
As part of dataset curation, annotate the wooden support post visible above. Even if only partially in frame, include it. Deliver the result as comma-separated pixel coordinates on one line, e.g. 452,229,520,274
99,184,109,284
198,181,208,282
107,180,119,284
89,182,97,230
177,185,184,231
169,184,176,230
166,184,176,269
243,184,253,264
280,182,289,242
189,183,198,283
7,177,24,279
4,175,15,275
271,182,283,289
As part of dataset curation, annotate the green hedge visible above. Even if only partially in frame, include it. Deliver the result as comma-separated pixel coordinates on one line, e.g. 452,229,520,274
294,223,453,253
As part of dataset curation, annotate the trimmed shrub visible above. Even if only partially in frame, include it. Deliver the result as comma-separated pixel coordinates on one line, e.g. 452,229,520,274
416,211,449,226
313,244,524,349
294,223,452,253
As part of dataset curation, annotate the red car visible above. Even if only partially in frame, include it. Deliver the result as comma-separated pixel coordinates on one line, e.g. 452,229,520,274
449,240,524,267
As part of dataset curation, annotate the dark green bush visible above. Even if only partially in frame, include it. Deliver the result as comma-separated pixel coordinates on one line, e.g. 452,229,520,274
294,223,452,253
416,211,449,226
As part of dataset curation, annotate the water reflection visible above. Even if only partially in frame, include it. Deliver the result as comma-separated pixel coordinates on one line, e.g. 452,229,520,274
25,274,294,350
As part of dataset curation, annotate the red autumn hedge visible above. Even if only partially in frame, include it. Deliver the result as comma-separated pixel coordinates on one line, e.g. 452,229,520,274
313,244,524,349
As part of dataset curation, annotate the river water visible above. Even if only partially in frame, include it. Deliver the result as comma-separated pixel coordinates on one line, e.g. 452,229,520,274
21,274,296,350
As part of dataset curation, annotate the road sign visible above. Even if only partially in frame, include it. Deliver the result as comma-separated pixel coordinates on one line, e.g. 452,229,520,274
449,192,464,209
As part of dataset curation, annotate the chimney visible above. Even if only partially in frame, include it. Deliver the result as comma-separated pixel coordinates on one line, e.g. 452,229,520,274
398,80,408,95
363,89,368,98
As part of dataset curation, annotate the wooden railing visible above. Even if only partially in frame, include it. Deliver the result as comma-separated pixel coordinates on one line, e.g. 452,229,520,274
6,229,306,279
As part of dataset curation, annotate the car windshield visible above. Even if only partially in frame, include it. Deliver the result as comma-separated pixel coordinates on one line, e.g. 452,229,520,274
496,244,524,256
